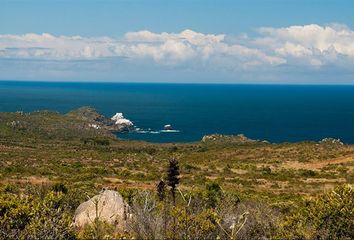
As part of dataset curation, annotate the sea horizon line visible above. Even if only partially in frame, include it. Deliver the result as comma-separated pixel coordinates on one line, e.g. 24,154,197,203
1,79,354,86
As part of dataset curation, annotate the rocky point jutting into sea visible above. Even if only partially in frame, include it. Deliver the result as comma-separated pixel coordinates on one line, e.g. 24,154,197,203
67,106,135,133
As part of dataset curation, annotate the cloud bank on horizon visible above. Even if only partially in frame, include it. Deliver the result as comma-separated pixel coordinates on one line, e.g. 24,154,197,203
1,24,354,83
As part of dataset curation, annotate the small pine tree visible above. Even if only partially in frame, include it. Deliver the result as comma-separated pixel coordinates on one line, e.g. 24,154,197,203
167,159,180,205
156,180,166,201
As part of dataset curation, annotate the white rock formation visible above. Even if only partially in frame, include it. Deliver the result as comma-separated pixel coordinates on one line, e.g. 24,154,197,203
111,113,134,127
88,123,101,129
164,124,173,130
319,138,344,145
74,190,128,230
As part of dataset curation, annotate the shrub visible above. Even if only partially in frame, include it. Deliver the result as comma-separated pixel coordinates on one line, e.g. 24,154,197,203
51,182,69,194
277,184,354,239
78,219,115,240
261,166,272,175
300,169,317,178
204,181,222,208
0,191,76,239
168,207,219,239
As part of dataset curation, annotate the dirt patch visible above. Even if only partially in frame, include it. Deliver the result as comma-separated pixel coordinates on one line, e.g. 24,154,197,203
106,180,156,190
281,154,354,170
303,178,347,183
0,176,51,185
231,169,248,174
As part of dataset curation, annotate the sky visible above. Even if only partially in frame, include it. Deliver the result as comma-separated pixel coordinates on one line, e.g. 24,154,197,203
1,0,354,83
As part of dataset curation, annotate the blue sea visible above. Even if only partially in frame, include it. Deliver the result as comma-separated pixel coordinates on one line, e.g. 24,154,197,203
1,81,354,143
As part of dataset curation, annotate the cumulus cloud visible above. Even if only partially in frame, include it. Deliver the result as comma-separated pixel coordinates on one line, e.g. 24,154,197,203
257,24,354,67
0,33,118,60
1,24,354,72
0,29,284,68
124,29,225,45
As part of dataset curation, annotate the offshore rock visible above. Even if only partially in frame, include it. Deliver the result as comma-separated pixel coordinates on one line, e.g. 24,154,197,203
111,113,134,131
164,124,173,130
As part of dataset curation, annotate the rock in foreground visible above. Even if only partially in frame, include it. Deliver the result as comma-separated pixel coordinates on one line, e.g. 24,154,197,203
74,190,129,230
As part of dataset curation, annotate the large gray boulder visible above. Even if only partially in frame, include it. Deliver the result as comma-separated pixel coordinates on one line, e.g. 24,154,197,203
74,190,128,230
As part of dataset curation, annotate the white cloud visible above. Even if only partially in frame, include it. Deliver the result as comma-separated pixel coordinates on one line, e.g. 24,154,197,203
124,29,225,45
259,24,354,54
1,24,354,72
257,24,354,67
0,33,116,60
0,30,284,70
120,29,285,67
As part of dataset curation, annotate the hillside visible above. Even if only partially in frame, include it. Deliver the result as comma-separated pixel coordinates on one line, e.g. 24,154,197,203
0,108,353,239
0,108,353,194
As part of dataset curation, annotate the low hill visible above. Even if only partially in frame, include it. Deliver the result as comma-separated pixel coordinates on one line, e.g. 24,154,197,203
0,107,117,143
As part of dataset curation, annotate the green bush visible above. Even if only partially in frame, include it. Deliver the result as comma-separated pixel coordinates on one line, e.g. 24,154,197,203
0,190,76,239
277,184,354,239
300,169,317,178
51,182,69,194
204,181,222,208
77,219,115,240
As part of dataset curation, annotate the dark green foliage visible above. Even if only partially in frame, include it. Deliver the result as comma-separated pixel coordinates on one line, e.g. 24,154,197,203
121,188,137,206
300,169,317,177
51,182,68,194
261,166,272,175
205,181,222,208
1,184,18,194
82,138,110,146
78,218,115,240
157,180,166,201
167,159,180,204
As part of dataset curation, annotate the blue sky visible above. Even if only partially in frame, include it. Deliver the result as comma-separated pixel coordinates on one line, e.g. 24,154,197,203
1,0,354,83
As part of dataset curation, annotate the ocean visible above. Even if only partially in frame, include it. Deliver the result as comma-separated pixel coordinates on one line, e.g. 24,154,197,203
1,81,354,143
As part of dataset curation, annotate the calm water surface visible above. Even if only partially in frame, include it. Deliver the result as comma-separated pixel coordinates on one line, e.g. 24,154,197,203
1,81,354,143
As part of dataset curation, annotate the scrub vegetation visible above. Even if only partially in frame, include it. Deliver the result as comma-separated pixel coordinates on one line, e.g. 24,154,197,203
0,109,353,239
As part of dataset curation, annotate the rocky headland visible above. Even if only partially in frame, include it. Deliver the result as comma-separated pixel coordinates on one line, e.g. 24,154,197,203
68,106,135,133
